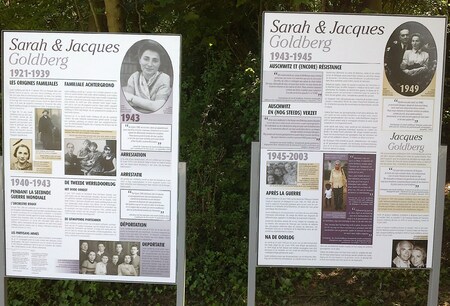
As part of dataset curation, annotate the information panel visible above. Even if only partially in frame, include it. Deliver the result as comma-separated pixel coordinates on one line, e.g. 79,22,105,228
258,13,446,268
2,31,180,283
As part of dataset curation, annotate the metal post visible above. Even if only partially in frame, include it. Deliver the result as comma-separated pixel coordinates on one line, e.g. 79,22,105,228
1,157,6,306
427,146,447,306
176,162,186,306
247,142,260,306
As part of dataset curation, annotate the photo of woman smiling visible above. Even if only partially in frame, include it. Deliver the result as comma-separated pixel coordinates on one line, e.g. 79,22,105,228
121,40,173,114
10,139,33,171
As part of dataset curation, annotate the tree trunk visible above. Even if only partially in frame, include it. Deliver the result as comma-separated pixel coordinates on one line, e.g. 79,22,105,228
363,0,382,12
104,0,125,32
87,0,107,32
322,0,327,12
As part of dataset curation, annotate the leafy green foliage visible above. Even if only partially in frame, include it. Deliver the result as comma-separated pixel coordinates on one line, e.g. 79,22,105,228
180,49,259,304
1,0,450,305
7,279,176,305
0,0,90,31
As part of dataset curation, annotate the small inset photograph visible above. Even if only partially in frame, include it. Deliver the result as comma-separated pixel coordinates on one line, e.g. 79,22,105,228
64,139,116,176
384,21,437,96
35,108,61,150
10,139,33,171
322,157,348,211
120,39,174,114
266,161,297,185
79,240,140,276
391,239,428,268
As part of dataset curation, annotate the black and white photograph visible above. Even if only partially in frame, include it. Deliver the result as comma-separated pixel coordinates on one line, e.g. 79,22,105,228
10,139,33,171
79,240,140,276
35,108,61,150
266,161,298,185
384,21,437,96
64,139,116,176
120,39,174,114
391,239,428,268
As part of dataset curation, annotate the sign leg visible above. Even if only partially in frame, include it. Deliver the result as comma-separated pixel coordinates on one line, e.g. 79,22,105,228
176,162,186,306
427,146,446,305
247,143,260,306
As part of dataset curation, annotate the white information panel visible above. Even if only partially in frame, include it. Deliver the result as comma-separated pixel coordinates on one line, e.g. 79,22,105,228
2,31,180,283
258,13,446,268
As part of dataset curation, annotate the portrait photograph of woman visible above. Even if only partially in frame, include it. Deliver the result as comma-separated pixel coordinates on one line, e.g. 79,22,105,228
121,39,174,114
35,108,62,151
10,139,33,171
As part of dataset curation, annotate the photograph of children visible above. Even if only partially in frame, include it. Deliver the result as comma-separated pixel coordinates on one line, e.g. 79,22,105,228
322,157,348,211
79,240,140,276
391,239,428,268
266,161,298,186
35,108,61,150
120,39,174,114
384,21,437,96
10,139,33,171
64,139,116,176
